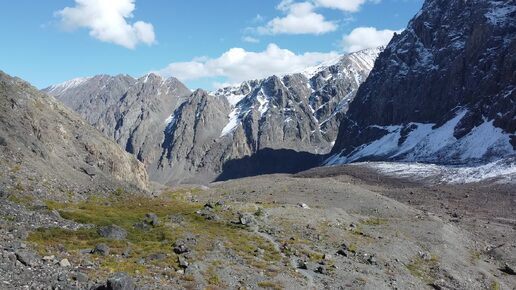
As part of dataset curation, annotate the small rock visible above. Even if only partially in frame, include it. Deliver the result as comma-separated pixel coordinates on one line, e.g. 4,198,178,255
133,222,150,231
146,253,166,261
337,244,349,257
122,247,132,258
42,255,55,261
105,272,135,290
297,260,308,270
98,224,127,240
58,272,68,281
298,203,310,209
238,213,256,226
500,263,516,275
315,266,327,274
178,256,189,269
419,251,432,261
196,208,220,221
15,251,39,267
59,258,71,267
80,248,93,255
367,255,378,265
145,213,159,226
75,272,88,283
92,244,110,256
173,240,190,254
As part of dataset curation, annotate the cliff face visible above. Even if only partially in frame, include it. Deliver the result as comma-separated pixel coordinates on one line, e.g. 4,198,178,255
0,71,149,196
330,0,515,164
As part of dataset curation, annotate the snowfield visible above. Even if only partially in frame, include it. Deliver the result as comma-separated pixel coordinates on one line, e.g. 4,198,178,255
358,158,516,184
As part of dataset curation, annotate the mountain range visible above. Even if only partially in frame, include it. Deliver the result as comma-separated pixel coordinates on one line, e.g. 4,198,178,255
45,48,381,184
37,0,516,185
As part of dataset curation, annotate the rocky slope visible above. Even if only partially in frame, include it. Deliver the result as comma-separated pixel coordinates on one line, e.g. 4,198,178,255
44,73,191,165
47,48,380,184
0,70,148,197
329,0,516,165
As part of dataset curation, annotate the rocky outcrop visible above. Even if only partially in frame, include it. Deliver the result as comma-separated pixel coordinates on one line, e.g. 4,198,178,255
330,0,516,164
0,71,149,196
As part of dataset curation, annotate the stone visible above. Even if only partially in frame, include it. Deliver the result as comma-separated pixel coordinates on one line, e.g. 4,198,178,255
145,213,159,226
133,222,150,231
315,266,327,275
15,251,39,267
238,213,256,226
146,253,166,261
298,203,310,209
42,255,55,261
59,258,71,267
178,256,189,269
98,224,127,240
75,272,88,283
173,240,190,254
122,247,132,258
337,244,349,257
105,272,135,290
92,244,110,256
500,263,516,275
297,260,308,270
367,255,378,265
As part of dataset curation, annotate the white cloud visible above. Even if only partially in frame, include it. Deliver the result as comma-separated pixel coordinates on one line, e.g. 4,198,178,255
259,0,337,35
242,36,260,43
314,0,371,12
56,0,156,49
157,43,339,83
341,27,401,52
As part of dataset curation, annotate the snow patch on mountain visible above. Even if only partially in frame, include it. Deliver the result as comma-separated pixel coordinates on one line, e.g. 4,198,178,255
327,110,515,165
46,77,93,93
361,158,516,184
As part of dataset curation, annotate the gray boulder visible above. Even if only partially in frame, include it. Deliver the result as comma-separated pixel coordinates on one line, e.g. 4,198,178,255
98,224,127,240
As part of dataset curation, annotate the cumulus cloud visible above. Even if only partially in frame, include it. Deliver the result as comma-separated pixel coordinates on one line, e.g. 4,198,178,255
341,27,402,52
258,0,337,35
56,0,155,49
157,43,339,83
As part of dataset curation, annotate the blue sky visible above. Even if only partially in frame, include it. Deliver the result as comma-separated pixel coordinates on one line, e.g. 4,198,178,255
0,0,423,90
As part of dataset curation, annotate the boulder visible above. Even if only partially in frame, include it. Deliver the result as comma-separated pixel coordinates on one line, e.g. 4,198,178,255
98,224,127,240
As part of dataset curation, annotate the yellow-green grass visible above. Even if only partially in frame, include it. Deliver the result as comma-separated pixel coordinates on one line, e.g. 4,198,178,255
28,191,282,278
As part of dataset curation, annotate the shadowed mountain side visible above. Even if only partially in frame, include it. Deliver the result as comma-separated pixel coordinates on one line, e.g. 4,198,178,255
215,148,328,181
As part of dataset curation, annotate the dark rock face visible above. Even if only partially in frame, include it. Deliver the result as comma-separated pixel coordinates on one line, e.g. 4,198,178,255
330,0,516,164
0,71,148,195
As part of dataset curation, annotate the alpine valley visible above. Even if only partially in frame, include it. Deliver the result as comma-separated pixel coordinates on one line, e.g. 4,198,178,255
0,0,515,289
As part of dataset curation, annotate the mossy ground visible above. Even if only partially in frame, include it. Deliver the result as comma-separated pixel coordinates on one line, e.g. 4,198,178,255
406,255,440,283
27,189,282,284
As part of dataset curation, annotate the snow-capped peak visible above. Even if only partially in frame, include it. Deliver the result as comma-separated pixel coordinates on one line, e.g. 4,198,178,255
45,76,92,93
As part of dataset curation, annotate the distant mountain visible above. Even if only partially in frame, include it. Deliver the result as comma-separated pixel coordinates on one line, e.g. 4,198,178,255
0,71,148,197
46,48,381,184
329,0,515,165
44,73,191,167
155,48,381,184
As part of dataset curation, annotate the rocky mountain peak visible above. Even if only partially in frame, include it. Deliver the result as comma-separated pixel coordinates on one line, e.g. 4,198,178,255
329,0,515,165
